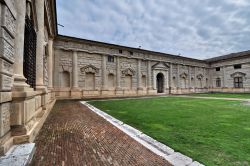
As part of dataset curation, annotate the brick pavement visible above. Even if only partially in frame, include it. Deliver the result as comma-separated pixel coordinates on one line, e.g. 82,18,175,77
31,100,171,166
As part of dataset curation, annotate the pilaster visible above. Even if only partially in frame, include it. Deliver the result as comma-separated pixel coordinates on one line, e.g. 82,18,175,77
35,0,46,90
72,51,78,88
137,59,142,90
147,60,152,90
102,55,107,90
116,56,121,90
177,64,180,88
48,39,53,89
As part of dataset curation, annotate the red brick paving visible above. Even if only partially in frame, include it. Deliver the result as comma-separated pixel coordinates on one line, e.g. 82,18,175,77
32,100,171,166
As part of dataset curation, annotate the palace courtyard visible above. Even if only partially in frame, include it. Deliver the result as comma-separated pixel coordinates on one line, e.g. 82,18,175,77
31,94,250,166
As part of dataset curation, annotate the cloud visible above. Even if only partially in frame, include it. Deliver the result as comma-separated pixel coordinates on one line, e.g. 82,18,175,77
56,0,250,59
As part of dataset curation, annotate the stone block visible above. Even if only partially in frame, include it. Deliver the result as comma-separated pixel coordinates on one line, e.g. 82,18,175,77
0,58,13,76
166,152,193,166
24,98,35,123
0,103,10,137
1,5,16,38
101,90,115,96
0,143,35,166
0,92,11,103
35,96,41,110
0,37,13,62
0,74,12,91
0,28,14,47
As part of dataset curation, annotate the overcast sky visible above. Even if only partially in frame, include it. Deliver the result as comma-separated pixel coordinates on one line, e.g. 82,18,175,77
56,0,250,59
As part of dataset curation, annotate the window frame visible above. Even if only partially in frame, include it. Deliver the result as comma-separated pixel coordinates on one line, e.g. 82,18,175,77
234,77,243,88
107,55,115,63
216,78,221,87
234,64,242,69
216,67,220,71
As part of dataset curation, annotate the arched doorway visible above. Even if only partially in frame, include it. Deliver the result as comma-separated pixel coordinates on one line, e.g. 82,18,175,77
157,73,164,93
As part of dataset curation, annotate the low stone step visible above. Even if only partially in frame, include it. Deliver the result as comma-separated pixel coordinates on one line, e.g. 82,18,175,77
0,143,35,166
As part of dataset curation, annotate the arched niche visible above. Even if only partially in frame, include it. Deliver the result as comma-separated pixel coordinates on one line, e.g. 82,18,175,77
108,73,115,89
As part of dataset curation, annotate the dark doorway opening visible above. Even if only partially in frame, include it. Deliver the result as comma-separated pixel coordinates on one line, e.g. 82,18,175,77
157,73,164,93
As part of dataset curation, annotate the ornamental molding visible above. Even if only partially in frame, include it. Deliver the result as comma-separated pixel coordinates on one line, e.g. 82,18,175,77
81,64,99,74
122,68,135,76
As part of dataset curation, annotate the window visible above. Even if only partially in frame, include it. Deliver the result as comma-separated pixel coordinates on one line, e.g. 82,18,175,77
107,55,114,63
234,77,243,88
216,67,220,71
129,51,133,55
234,64,242,69
216,78,221,87
119,49,123,54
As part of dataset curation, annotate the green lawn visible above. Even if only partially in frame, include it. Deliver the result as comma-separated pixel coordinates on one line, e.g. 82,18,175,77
189,93,250,99
89,97,250,166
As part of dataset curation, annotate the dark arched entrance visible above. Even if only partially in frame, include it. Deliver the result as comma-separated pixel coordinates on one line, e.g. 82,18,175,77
157,73,164,93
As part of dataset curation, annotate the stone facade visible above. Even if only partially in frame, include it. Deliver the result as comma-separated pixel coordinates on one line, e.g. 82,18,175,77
0,0,57,155
55,36,246,98
0,0,249,156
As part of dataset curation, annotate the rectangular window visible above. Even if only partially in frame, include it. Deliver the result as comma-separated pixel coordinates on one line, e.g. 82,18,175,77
234,77,243,88
129,51,133,55
119,49,123,54
234,64,242,69
216,78,221,87
107,55,114,63
216,67,220,71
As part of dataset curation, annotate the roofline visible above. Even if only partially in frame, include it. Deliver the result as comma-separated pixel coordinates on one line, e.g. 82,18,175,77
55,34,206,63
53,0,58,36
205,50,250,63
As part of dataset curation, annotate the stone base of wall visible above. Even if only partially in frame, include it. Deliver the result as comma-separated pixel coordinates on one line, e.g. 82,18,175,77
55,88,160,99
209,88,250,93
0,90,56,155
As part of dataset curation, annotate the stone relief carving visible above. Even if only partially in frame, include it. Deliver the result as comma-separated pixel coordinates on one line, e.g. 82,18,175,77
81,65,99,74
122,68,135,76
108,69,115,75
196,74,204,80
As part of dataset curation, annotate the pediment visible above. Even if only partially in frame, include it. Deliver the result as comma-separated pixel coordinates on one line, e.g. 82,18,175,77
231,72,246,78
152,62,169,70
122,68,135,76
81,65,99,74
180,72,188,79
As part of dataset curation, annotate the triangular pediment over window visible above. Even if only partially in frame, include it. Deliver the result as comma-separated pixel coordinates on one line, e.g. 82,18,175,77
152,62,169,70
